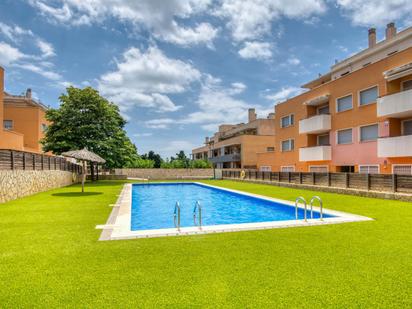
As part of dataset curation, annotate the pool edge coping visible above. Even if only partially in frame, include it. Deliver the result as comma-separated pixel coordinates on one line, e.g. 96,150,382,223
98,182,373,241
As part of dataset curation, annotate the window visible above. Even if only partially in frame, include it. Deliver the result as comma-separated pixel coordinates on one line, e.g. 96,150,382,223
402,80,412,91
337,129,352,144
260,166,271,172
359,165,379,174
281,114,294,128
3,120,13,130
281,139,294,152
360,124,379,142
403,120,412,135
336,94,353,112
393,165,412,175
309,166,328,173
281,166,295,172
359,86,378,106
266,147,275,152
317,105,329,115
317,134,330,146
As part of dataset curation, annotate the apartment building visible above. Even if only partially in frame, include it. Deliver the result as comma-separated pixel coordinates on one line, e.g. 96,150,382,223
192,109,276,169
257,23,412,174
0,67,49,153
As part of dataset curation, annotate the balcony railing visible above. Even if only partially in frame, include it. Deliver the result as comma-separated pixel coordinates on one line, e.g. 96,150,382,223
377,89,412,118
377,135,412,157
299,145,331,162
299,114,331,134
209,153,241,163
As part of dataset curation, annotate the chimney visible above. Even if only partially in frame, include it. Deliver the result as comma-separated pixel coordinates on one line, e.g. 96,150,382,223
248,108,256,122
26,88,32,99
368,28,376,48
205,136,209,144
386,22,397,40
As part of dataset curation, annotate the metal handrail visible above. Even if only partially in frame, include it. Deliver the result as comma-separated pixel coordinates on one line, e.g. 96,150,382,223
310,196,323,221
295,197,308,221
174,202,181,230
193,201,202,229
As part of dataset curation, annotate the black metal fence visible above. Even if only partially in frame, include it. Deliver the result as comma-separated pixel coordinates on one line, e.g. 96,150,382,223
0,149,82,174
222,170,412,194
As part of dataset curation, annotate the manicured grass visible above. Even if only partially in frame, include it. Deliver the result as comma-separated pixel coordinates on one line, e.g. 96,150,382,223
0,180,411,308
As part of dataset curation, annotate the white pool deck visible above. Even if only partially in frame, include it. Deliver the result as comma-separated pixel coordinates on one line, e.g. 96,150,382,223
98,182,373,241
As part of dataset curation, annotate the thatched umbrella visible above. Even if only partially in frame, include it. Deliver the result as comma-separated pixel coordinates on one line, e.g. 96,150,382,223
62,148,106,192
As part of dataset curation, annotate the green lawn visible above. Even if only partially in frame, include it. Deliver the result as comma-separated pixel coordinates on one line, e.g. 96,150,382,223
0,180,411,308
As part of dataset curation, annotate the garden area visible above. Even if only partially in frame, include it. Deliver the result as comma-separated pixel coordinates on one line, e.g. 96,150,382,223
0,180,410,308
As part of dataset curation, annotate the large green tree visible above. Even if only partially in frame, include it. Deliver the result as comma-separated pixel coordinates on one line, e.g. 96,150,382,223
42,86,139,168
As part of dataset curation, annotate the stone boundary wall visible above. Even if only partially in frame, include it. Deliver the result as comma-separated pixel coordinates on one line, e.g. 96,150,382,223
0,170,80,203
115,168,214,179
224,178,412,202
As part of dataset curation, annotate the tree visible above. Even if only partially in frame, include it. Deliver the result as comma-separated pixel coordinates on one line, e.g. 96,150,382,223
169,150,190,168
41,86,139,168
141,151,163,168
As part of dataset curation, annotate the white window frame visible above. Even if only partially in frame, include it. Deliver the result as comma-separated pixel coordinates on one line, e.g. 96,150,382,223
259,166,272,172
281,139,295,152
358,164,380,174
392,164,412,175
359,123,379,142
336,93,353,113
401,118,412,135
358,85,379,107
280,114,294,128
317,133,330,146
281,166,295,172
401,79,412,91
336,128,353,145
309,165,329,173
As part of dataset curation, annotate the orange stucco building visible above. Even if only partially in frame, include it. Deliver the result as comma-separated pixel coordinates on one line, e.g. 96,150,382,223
257,23,412,175
0,67,49,153
192,109,276,169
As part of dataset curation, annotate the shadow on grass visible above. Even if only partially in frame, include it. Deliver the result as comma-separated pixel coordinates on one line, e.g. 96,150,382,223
52,192,103,197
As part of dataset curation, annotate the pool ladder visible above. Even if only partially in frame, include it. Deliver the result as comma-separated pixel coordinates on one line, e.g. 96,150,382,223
174,202,181,230
294,196,323,221
193,201,202,229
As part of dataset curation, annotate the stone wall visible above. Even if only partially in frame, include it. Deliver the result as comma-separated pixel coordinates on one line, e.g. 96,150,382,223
115,168,214,179
0,170,80,203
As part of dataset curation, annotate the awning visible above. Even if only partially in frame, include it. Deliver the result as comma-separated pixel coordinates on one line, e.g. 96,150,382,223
384,62,412,81
303,94,330,106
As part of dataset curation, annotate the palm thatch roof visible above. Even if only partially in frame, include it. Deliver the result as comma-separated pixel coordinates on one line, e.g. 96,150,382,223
62,148,106,163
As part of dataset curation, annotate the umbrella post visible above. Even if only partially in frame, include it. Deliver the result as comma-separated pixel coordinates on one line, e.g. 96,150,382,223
82,161,86,193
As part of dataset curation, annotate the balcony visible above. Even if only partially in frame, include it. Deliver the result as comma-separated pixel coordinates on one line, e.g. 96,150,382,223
377,89,412,118
209,153,241,163
299,114,331,134
377,135,412,157
299,146,331,162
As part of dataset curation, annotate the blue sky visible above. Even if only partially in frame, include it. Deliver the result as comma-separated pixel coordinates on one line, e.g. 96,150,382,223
1,0,411,158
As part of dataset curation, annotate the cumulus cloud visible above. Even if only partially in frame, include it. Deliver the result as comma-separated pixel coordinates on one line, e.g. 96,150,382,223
145,118,176,129
215,0,326,42
28,0,218,46
288,57,301,65
99,46,201,113
336,0,412,26
264,86,306,103
238,41,273,60
36,39,56,57
0,42,25,66
0,22,33,42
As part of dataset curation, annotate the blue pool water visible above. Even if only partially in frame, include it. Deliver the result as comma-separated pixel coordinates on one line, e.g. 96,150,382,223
131,183,332,231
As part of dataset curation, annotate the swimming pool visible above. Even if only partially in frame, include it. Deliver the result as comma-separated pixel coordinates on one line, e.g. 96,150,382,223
131,183,331,230
99,182,372,240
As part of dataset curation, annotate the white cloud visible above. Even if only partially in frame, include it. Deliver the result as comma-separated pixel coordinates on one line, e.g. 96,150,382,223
145,118,175,129
134,133,153,137
15,63,62,80
288,57,301,65
161,140,197,154
98,46,200,113
29,0,218,46
336,0,412,26
264,86,306,103
238,41,273,60
0,22,33,42
0,42,24,66
215,0,326,42
36,39,56,57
